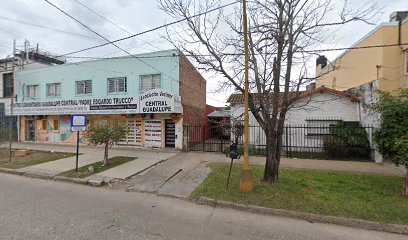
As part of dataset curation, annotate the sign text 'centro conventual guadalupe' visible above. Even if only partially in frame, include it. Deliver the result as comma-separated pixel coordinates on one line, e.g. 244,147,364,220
9,89,182,116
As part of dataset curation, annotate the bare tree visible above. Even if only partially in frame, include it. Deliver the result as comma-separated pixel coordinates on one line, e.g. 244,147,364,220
158,0,378,183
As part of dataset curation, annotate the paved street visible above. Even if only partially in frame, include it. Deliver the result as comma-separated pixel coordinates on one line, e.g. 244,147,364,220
0,173,406,240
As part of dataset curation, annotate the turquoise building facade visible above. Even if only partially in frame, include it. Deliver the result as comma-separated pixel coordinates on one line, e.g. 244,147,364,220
11,49,204,149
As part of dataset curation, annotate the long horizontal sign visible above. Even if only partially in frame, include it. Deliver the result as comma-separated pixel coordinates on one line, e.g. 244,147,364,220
8,89,182,116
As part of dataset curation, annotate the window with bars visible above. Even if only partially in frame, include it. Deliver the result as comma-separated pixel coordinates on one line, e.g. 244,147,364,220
140,74,161,92
26,85,39,99
76,80,92,95
46,83,61,97
108,77,127,93
306,119,341,136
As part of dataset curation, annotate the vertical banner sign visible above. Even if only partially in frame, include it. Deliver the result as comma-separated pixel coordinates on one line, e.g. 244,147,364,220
144,120,162,148
70,115,87,172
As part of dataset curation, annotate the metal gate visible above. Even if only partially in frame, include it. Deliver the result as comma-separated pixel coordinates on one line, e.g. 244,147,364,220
183,125,230,152
183,124,375,161
117,120,143,146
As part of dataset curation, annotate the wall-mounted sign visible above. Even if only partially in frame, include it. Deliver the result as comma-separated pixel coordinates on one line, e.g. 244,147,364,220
144,120,162,148
9,89,182,116
140,89,182,114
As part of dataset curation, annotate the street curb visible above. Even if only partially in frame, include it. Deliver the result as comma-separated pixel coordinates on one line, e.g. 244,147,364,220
0,167,105,187
197,197,408,235
23,172,54,180
53,176,88,185
0,167,25,176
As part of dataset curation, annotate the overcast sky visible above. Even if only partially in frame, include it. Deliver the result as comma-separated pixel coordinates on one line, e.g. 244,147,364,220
0,0,406,107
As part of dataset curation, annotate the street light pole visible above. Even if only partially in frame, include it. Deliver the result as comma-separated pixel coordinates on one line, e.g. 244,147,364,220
240,0,254,192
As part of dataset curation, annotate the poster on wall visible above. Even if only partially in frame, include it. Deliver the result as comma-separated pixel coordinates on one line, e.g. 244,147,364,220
144,120,162,148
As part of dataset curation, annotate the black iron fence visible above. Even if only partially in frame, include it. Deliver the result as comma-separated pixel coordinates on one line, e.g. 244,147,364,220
183,124,375,161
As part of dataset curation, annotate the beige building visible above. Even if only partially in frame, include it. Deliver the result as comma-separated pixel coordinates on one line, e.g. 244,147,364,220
316,11,408,92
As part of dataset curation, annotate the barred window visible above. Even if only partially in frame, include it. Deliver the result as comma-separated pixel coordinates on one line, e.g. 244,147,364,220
26,85,39,99
46,83,61,97
140,74,161,92
108,77,127,93
76,80,92,95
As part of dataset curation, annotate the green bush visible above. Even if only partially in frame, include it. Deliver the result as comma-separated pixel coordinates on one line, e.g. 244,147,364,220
323,122,371,160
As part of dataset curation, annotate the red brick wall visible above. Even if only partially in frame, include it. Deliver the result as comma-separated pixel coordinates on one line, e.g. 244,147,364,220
179,54,206,125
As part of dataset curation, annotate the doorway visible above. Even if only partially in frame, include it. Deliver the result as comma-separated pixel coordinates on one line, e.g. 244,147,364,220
26,120,35,141
165,120,175,148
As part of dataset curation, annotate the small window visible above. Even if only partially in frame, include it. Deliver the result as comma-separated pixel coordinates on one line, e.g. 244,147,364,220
42,119,48,130
53,119,59,131
140,74,161,92
108,77,127,93
405,51,408,74
46,83,61,97
76,80,92,95
306,119,340,136
26,85,39,99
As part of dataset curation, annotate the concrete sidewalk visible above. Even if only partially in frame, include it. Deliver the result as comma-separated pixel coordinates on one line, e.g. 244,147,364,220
181,152,406,176
12,142,178,180
125,151,406,199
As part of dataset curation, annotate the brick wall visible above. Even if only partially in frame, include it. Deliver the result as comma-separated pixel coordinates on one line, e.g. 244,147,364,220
179,54,206,125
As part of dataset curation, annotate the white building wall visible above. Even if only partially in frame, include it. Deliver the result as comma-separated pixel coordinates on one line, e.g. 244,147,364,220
175,118,183,150
286,93,359,124
230,92,361,151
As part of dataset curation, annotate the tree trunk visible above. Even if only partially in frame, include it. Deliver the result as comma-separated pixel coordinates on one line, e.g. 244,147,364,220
263,132,279,183
103,141,109,166
404,167,408,196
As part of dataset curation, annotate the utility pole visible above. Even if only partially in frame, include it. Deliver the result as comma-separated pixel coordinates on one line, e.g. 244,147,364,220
8,40,16,164
239,0,254,192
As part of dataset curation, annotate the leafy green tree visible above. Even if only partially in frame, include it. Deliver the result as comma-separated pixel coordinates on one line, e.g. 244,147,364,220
373,89,408,195
84,121,128,165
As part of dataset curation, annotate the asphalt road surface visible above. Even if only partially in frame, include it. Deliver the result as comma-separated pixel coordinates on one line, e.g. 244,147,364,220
0,173,406,240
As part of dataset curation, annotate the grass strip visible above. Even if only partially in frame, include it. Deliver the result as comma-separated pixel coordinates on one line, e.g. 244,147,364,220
192,163,408,225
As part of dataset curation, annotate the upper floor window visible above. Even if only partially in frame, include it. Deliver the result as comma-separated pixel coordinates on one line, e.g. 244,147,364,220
26,84,39,99
108,77,127,93
2,73,13,98
140,74,161,92
46,83,61,97
76,80,92,95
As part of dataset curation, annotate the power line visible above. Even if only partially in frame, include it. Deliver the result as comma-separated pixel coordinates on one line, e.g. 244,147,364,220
43,0,232,104
70,0,163,51
63,41,408,59
57,0,240,57
43,0,177,84
0,15,101,41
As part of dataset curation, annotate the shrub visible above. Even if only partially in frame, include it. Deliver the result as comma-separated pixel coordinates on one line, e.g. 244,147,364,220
323,122,371,160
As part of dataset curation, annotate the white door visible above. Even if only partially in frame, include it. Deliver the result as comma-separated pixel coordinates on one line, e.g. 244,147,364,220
117,120,143,146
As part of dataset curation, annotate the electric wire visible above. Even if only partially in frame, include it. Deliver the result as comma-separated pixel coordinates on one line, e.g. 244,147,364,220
70,0,163,51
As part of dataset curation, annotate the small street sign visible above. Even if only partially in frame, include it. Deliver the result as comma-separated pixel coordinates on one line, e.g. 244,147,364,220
70,115,87,172
70,115,87,132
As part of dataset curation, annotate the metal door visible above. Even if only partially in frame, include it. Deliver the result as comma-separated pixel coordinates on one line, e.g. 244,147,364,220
165,120,175,147
117,120,142,146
